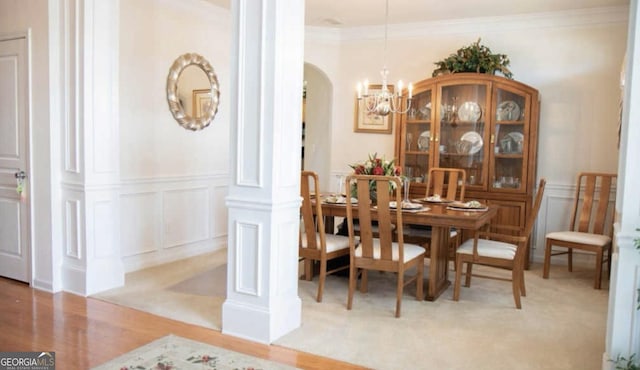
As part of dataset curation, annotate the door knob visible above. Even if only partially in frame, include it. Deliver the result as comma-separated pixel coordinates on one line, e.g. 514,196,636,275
15,170,27,180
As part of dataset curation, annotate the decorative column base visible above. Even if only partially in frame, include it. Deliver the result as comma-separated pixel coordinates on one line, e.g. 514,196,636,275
222,296,301,344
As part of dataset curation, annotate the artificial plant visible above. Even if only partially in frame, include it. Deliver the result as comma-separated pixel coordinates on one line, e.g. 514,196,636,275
432,38,513,79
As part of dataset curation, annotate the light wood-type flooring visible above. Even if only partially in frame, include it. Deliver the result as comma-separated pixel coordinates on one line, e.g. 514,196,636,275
0,277,366,370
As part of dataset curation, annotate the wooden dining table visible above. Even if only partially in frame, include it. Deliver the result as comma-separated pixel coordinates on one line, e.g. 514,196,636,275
318,198,498,301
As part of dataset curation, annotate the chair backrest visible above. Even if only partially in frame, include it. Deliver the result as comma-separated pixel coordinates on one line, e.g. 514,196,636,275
345,175,404,262
569,172,617,235
300,171,324,251
425,167,466,201
522,178,547,240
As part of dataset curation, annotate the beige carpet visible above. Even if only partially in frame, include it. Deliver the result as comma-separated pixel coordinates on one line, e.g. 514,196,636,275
93,248,609,370
94,250,228,329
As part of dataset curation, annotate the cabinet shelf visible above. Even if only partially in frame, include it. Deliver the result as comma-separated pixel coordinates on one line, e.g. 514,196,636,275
407,119,431,124
406,150,430,155
495,120,524,125
440,152,481,157
440,120,485,126
494,153,524,159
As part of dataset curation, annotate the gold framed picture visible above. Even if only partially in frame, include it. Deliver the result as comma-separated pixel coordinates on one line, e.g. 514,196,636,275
192,89,212,118
353,84,393,134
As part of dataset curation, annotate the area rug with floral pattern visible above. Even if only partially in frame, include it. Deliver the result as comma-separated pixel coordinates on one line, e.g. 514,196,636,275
91,335,299,370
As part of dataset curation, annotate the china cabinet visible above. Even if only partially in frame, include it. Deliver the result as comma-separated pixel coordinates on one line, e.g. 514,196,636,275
394,73,539,267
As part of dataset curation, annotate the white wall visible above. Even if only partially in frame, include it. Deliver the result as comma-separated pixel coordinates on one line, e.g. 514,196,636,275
304,7,629,262
119,0,232,271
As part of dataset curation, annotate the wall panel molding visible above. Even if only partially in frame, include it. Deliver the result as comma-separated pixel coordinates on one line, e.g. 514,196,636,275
162,187,210,248
212,184,229,238
120,173,229,186
119,175,228,272
235,221,260,296
62,0,81,174
120,192,158,257
235,1,263,188
92,199,115,258
64,199,82,259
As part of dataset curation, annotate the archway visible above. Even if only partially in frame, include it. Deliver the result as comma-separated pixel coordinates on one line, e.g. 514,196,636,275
303,63,333,191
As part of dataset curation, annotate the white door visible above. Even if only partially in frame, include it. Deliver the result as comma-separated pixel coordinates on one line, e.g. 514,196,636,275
0,35,30,283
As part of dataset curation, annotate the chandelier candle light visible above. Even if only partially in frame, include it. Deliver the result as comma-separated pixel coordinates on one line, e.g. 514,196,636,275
356,0,413,116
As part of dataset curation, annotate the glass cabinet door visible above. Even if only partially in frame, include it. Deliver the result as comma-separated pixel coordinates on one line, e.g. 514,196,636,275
402,88,433,183
437,82,489,188
490,86,530,192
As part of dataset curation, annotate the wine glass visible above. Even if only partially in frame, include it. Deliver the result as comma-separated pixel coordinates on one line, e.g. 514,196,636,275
406,132,413,151
405,166,413,180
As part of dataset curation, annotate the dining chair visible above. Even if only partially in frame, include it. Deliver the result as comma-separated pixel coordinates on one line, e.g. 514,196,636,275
425,167,467,202
404,167,467,260
543,172,616,289
453,178,546,309
299,171,351,302
345,174,425,318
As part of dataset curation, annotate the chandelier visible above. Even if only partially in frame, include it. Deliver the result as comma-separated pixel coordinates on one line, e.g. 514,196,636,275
356,0,412,117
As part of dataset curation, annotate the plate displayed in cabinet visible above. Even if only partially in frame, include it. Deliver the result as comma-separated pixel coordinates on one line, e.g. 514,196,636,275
496,101,521,121
417,131,430,151
418,103,431,120
457,101,482,122
460,131,484,154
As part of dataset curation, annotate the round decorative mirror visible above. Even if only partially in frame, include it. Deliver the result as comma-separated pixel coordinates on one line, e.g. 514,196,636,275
166,53,220,131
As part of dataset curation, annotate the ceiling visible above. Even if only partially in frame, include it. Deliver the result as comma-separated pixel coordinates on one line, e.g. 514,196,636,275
204,0,628,27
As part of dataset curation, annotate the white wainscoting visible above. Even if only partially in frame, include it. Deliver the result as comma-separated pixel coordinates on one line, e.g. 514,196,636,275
119,174,229,272
532,180,616,266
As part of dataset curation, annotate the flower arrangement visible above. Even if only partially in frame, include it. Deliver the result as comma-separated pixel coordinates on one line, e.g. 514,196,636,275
349,153,402,199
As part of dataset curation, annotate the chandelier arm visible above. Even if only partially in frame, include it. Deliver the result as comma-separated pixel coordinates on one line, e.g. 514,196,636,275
364,95,378,114
394,98,413,114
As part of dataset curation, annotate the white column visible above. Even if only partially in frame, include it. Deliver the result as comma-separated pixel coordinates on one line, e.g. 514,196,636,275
222,0,304,343
56,0,124,295
604,1,640,368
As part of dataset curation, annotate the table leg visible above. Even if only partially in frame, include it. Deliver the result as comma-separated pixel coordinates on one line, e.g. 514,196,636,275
425,225,451,301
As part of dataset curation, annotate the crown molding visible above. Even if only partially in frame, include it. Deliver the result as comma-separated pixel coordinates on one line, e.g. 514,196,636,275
305,5,630,43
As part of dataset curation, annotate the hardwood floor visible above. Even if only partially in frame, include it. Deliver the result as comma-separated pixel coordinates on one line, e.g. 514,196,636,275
0,278,367,370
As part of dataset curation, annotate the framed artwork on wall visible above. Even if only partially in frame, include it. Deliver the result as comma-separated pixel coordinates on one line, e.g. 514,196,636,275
192,89,212,118
353,84,394,134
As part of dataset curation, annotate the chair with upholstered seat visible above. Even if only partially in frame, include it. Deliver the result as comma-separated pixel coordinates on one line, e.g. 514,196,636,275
403,167,466,260
345,174,425,318
453,178,546,309
543,172,616,289
299,171,351,302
